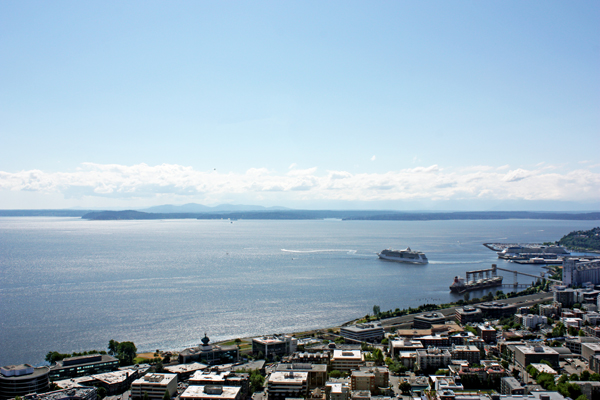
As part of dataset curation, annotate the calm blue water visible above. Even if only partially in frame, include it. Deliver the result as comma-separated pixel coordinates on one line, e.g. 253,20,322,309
1,217,598,366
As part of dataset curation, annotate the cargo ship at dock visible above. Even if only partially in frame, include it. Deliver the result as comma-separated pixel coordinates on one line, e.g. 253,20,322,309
449,275,503,293
450,264,503,293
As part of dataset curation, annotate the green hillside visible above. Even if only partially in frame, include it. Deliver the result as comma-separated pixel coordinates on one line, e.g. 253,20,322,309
559,227,600,251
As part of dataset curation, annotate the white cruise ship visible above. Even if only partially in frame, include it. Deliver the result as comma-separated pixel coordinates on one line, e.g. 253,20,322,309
377,247,428,264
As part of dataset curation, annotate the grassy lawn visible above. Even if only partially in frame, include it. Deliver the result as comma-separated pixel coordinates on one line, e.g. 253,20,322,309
134,352,162,364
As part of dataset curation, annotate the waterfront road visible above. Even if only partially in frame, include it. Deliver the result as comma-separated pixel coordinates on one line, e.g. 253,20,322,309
380,291,553,328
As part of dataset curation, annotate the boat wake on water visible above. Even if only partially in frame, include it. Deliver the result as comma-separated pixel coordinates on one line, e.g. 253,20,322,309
428,260,491,265
281,249,358,254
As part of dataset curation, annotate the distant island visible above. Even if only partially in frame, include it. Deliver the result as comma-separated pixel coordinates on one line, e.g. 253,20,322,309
2,205,599,221
79,210,600,221
558,227,600,251
0,209,92,217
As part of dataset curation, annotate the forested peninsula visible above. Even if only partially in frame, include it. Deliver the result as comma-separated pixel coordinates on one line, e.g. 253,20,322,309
558,227,600,251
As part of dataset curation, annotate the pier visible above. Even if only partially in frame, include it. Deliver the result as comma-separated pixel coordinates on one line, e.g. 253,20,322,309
459,264,561,292
465,264,498,282
495,266,562,285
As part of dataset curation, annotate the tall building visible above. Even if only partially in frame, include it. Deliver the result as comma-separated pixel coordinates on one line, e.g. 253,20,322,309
189,370,249,397
500,377,524,395
450,345,480,364
275,364,327,390
179,335,239,365
521,315,547,329
563,259,600,287
415,348,451,372
477,325,496,343
252,335,297,359
350,367,389,395
330,350,364,372
266,371,308,400
131,374,177,400
180,386,242,400
48,355,119,380
340,323,384,343
513,345,559,369
413,313,446,329
455,307,483,325
0,365,49,400
326,383,349,400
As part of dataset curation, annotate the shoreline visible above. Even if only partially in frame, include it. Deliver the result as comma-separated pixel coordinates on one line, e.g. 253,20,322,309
202,290,552,358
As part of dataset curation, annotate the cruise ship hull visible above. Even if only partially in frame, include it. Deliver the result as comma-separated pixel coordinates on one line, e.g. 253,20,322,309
377,252,428,264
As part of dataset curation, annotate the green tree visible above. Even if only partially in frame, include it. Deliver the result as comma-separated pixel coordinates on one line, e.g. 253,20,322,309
45,351,70,364
570,373,580,381
581,371,591,381
372,348,384,366
163,390,171,400
399,382,412,394
155,360,164,373
559,383,582,399
249,369,265,393
97,386,107,399
373,305,381,318
108,340,119,356
329,370,344,379
575,395,588,400
116,341,137,366
143,392,149,400
553,322,566,337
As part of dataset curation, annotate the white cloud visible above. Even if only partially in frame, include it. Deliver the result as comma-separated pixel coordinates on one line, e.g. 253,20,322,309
502,168,533,182
371,155,376,161
0,162,599,205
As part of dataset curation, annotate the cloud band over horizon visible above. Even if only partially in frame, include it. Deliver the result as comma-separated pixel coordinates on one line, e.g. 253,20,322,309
0,162,599,207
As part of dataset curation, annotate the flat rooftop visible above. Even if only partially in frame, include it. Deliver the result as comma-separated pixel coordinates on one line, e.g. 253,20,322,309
165,363,208,374
132,373,177,386
332,350,362,359
268,371,308,384
181,385,240,400
92,369,136,384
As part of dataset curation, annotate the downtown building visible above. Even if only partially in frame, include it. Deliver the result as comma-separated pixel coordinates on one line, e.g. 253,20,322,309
339,323,384,343
563,259,600,287
0,365,50,400
252,335,297,359
131,374,177,400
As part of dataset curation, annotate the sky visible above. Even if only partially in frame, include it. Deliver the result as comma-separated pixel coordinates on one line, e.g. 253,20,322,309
0,1,598,210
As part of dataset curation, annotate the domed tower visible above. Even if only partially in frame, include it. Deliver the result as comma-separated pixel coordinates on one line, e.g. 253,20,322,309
200,333,211,349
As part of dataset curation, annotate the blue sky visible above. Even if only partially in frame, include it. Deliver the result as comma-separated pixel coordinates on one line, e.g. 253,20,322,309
1,1,598,210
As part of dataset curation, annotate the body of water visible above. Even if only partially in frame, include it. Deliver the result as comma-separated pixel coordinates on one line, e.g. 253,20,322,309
1,217,598,365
